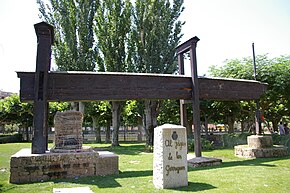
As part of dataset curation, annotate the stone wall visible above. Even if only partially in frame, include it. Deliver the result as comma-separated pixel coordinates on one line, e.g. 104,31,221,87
10,149,118,184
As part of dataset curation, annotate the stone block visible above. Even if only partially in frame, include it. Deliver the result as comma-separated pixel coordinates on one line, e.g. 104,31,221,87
10,149,118,184
95,151,119,176
187,156,222,168
153,124,188,189
53,111,83,150
234,145,288,158
247,135,273,148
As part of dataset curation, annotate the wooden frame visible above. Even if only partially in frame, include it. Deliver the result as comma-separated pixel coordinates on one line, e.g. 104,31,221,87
18,22,267,155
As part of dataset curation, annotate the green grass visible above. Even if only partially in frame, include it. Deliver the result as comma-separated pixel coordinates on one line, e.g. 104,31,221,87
0,142,290,193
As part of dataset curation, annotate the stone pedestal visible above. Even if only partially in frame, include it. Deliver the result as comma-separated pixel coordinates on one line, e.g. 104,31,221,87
10,149,118,184
235,135,288,158
187,156,222,168
153,124,188,189
247,135,273,148
10,110,119,184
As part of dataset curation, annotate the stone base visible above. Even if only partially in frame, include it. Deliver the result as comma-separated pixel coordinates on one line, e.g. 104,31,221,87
50,146,94,153
235,135,288,158
247,135,273,148
10,148,118,184
187,155,222,168
235,145,288,158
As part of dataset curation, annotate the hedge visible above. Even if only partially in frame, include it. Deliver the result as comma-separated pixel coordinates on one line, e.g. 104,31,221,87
0,133,23,144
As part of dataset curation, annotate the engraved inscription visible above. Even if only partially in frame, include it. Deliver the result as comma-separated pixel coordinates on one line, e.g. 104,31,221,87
176,151,182,159
168,153,173,160
165,165,186,176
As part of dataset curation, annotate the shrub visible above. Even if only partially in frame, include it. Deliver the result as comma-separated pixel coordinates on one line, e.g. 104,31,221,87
222,133,251,148
271,134,290,152
144,145,154,152
0,133,23,144
188,137,214,151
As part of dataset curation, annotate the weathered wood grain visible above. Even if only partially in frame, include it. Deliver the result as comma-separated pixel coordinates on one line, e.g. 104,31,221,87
17,71,267,102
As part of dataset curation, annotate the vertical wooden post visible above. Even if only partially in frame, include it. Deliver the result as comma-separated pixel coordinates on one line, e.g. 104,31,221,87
252,43,262,135
178,53,187,128
176,36,201,157
32,22,54,154
189,37,201,157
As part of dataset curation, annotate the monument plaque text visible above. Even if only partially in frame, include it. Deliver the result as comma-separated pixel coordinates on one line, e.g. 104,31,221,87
153,124,188,189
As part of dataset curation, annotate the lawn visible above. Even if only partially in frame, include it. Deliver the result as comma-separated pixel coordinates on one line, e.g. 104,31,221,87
0,142,289,193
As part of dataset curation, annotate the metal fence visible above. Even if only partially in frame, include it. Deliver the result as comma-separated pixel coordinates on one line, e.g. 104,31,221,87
48,132,145,143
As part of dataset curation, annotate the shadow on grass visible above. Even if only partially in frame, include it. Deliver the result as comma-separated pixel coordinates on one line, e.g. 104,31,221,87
53,170,154,188
188,155,290,172
53,170,216,192
93,143,149,155
0,183,17,193
174,181,216,192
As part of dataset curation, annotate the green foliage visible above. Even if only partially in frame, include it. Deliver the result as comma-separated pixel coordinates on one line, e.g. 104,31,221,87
157,99,180,125
128,0,184,74
37,0,98,71
122,100,143,127
127,0,184,146
144,144,154,152
209,55,290,130
0,133,23,144
84,101,111,127
94,0,133,146
222,133,252,148
0,95,33,127
94,0,132,72
48,102,70,126
0,95,71,129
188,137,214,151
271,134,290,152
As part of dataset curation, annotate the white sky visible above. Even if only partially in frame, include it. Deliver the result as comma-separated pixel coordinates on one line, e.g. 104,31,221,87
0,0,290,93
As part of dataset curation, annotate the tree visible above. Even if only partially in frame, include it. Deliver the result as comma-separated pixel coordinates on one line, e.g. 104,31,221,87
209,55,290,132
128,0,184,146
38,0,99,129
0,95,72,140
38,0,98,71
85,101,112,143
0,95,33,139
48,102,70,127
94,0,132,146
157,100,180,125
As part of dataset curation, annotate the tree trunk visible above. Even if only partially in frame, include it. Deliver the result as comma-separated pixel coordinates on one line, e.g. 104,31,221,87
272,119,280,133
144,100,158,146
201,112,210,139
203,115,209,139
25,125,30,142
227,116,235,134
112,101,121,146
241,120,245,134
92,116,101,143
186,119,193,139
137,116,143,142
71,102,78,110
79,102,85,114
105,120,111,143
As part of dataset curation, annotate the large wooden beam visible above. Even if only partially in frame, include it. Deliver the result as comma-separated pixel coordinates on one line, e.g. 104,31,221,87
17,71,267,102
